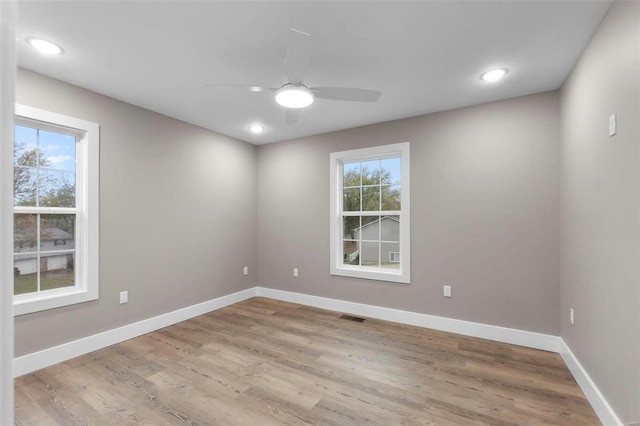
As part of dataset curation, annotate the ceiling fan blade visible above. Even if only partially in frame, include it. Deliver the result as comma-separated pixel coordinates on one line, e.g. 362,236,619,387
203,84,276,93
285,108,300,124
285,28,310,85
311,87,381,102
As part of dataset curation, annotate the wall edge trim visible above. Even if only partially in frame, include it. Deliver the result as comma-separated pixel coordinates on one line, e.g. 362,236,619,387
559,339,623,426
13,287,257,377
14,286,619,426
256,287,561,352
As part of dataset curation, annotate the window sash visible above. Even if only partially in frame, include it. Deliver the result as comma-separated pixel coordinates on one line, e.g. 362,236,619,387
13,211,78,296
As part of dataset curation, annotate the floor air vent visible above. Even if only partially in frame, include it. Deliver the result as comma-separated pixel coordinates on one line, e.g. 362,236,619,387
340,314,365,323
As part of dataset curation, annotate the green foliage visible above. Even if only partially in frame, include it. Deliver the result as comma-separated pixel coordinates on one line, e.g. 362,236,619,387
40,180,75,208
343,165,400,213
14,143,44,167
13,143,47,206
14,270,74,295
13,143,75,207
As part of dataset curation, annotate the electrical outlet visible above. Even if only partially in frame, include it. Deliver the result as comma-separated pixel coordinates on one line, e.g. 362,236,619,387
443,285,452,298
570,308,575,326
293,268,299,278
120,291,128,304
243,266,248,276
609,113,617,137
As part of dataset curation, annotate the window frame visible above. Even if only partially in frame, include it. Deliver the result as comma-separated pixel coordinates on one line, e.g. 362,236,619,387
13,104,99,316
330,142,410,284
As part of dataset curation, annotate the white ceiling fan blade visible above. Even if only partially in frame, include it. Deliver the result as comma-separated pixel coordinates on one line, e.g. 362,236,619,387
285,28,310,86
311,87,381,102
203,84,276,93
285,108,300,124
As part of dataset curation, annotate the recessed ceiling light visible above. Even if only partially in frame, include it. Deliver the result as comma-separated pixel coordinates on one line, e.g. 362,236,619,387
249,124,264,134
26,37,64,55
480,68,508,82
275,84,314,108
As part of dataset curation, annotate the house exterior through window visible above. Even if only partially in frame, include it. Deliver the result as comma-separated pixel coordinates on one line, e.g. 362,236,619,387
330,142,410,284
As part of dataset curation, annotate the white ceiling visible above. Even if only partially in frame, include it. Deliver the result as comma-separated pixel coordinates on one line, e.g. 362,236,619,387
16,1,611,145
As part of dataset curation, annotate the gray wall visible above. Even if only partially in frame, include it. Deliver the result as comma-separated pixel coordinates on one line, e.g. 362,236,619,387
560,1,640,423
257,91,562,335
14,69,258,356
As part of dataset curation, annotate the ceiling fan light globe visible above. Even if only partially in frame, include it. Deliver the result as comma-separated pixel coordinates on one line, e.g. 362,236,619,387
275,85,314,108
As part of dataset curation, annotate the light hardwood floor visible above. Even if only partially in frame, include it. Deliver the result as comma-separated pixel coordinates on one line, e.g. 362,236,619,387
15,297,599,425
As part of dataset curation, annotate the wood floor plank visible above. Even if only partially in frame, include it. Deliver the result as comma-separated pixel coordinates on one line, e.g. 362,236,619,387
15,297,600,425
13,385,51,426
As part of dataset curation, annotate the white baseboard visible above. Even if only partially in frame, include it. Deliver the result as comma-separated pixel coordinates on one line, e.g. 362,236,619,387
559,340,623,426
13,285,620,426
256,287,561,352
13,287,257,377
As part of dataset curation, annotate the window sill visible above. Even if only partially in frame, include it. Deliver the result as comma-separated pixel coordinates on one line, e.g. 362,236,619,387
331,266,410,284
14,286,98,316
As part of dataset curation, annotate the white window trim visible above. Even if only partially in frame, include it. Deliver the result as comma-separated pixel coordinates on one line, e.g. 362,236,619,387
13,104,99,316
330,142,410,284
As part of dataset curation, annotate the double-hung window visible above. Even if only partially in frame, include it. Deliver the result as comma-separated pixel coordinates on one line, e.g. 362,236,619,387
330,142,410,283
13,105,99,315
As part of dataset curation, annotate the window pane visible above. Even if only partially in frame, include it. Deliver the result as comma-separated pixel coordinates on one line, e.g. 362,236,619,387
343,240,359,265
343,216,360,239
343,162,361,187
361,160,380,185
40,253,75,291
41,214,75,252
362,186,380,211
361,241,380,267
39,170,75,207
14,214,37,253
381,242,400,270
381,215,400,242
343,187,361,212
381,185,401,211
380,157,401,184
13,166,37,206
39,130,76,172
359,216,380,241
14,125,38,165
14,255,37,295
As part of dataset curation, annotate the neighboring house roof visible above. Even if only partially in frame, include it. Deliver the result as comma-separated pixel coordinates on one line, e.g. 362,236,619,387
41,227,72,240
15,227,72,241
353,216,399,232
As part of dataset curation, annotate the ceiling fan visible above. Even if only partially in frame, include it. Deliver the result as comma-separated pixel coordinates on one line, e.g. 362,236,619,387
205,29,381,124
